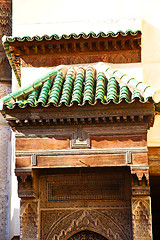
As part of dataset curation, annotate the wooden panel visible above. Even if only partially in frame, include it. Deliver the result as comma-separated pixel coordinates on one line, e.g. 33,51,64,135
148,147,160,175
16,156,31,168
132,153,148,165
91,134,147,149
37,154,126,167
148,147,160,161
16,137,70,151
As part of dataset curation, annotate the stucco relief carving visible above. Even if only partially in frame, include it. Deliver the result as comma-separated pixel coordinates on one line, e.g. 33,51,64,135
132,199,152,239
0,4,12,35
20,201,38,240
41,209,130,240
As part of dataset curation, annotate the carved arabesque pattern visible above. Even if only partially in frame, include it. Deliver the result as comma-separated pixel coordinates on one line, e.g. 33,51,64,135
99,209,132,239
132,199,152,239
0,5,12,35
20,201,38,240
41,209,130,240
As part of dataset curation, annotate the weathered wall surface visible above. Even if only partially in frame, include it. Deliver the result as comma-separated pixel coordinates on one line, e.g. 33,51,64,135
0,114,10,240
0,0,12,239
13,0,141,37
142,0,160,146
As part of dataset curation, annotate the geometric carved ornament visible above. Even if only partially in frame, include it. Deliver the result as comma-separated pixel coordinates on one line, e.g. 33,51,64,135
42,210,130,240
20,201,38,240
132,199,152,239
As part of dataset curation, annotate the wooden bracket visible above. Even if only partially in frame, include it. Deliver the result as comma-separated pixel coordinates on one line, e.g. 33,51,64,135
70,127,90,149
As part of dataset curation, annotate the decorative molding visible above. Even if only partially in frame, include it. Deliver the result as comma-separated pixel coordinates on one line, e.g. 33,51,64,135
131,169,150,196
15,125,148,138
132,186,150,196
6,102,154,130
16,147,148,157
131,168,149,181
70,127,90,149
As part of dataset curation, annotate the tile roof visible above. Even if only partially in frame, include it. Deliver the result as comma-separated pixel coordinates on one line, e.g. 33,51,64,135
2,30,141,86
1,63,159,112
2,30,141,43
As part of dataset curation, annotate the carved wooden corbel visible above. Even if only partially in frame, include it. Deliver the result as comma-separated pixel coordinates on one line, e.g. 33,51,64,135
16,170,39,199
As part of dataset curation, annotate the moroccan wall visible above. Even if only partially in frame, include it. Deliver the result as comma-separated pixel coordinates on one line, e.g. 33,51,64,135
0,0,12,239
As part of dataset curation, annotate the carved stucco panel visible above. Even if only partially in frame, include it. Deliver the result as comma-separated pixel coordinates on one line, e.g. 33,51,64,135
20,200,39,240
40,209,131,240
132,198,152,240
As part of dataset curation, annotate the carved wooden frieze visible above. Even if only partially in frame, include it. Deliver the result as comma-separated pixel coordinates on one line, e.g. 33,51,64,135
21,50,141,67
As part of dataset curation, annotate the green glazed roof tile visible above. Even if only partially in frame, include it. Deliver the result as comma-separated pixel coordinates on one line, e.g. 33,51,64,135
2,30,141,43
71,67,84,104
119,83,131,102
48,71,64,105
27,89,39,106
38,79,52,106
95,72,106,103
60,68,75,105
106,76,118,103
1,62,160,112
83,66,95,104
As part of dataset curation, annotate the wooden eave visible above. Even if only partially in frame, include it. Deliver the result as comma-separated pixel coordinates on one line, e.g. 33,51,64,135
10,33,141,57
5,101,154,131
3,31,141,86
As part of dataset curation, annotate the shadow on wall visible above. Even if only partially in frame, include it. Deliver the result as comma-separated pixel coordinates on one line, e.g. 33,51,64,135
11,236,19,240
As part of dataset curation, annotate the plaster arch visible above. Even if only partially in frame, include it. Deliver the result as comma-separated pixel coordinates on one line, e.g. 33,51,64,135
45,209,129,240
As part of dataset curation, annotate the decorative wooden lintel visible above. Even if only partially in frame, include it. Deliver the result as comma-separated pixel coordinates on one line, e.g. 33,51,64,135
11,36,141,56
5,101,155,130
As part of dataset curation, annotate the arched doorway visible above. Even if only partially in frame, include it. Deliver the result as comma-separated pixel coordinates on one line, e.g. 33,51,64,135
67,230,107,240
